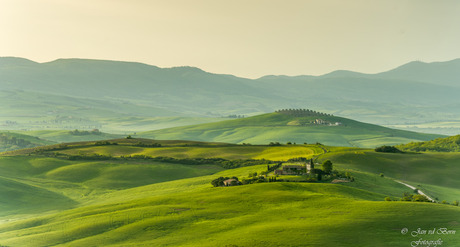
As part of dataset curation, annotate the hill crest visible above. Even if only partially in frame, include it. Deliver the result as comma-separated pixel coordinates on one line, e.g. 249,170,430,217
398,135,460,152
138,111,443,147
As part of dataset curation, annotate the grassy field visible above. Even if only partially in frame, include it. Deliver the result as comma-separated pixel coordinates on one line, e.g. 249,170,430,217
0,140,459,246
0,167,459,246
0,155,223,217
138,112,443,148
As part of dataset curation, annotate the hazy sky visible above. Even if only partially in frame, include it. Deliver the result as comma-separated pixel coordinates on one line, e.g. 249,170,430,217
1,0,460,78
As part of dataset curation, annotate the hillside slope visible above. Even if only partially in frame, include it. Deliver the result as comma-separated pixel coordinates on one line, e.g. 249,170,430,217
397,135,460,152
0,131,54,152
139,110,443,147
2,179,459,247
0,141,459,246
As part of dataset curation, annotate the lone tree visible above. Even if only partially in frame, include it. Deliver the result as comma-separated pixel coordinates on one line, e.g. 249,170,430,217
322,160,333,174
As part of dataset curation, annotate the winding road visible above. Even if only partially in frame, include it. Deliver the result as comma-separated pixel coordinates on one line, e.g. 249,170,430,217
395,180,435,202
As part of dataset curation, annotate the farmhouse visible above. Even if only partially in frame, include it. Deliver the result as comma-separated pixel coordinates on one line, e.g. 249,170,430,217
312,119,342,126
223,178,238,186
314,119,327,125
274,159,315,175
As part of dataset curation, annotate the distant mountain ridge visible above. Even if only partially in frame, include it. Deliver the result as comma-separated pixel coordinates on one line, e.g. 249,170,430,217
1,56,460,134
375,59,460,87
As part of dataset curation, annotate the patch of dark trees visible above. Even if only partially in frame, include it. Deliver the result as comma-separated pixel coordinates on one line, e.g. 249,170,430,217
32,144,72,154
398,136,460,152
69,129,101,136
286,157,310,162
94,141,118,146
226,114,245,119
391,192,431,203
0,134,38,150
0,134,32,146
133,142,162,147
56,152,276,169
267,163,282,172
375,145,403,153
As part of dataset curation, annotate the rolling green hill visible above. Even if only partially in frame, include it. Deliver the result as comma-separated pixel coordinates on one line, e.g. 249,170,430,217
1,179,459,246
319,147,460,202
0,131,55,152
139,110,443,147
0,140,459,246
16,129,124,143
397,135,460,152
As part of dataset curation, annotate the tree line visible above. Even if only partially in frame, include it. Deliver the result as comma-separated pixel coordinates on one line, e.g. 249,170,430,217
55,152,277,169
275,109,333,117
69,129,102,136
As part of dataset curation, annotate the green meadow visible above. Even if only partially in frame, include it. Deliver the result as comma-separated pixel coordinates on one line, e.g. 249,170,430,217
319,148,460,202
0,140,459,246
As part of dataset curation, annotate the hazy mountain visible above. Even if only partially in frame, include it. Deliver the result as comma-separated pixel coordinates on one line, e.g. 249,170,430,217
0,57,282,115
375,59,460,87
1,57,460,134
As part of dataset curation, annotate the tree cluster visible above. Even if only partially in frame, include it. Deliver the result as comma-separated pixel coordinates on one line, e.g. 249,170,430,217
397,135,460,152
267,163,282,172
67,153,112,160
287,157,309,162
133,142,162,147
94,141,118,146
69,129,101,136
241,173,267,184
60,153,276,169
275,109,332,117
375,145,403,153
226,114,245,119
400,192,431,202
322,160,333,174
0,134,35,150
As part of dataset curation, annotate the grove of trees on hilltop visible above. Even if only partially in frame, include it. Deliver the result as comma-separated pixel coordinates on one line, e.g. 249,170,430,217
275,109,332,117
0,133,39,151
397,135,460,152
375,145,403,153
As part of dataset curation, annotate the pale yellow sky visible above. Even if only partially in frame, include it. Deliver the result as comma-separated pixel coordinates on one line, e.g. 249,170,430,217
1,0,460,78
